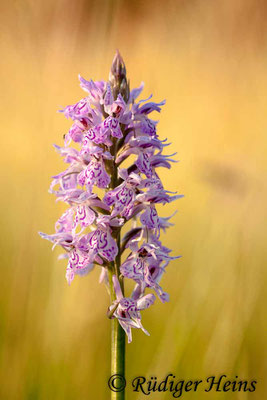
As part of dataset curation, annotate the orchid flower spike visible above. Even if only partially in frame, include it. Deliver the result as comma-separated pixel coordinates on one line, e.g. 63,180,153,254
39,51,182,343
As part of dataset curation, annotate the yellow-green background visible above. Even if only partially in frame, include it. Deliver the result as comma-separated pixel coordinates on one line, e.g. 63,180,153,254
0,0,266,399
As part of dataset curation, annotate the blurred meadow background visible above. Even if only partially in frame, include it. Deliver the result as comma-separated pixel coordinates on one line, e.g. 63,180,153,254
0,0,266,399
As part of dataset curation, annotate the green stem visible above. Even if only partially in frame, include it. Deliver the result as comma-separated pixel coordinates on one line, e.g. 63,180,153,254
111,319,125,400
108,143,125,399
108,247,125,399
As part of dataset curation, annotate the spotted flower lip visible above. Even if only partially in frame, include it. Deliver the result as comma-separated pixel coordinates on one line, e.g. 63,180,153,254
103,172,141,218
120,242,179,303
108,275,156,343
39,51,182,343
77,157,111,191
66,249,94,285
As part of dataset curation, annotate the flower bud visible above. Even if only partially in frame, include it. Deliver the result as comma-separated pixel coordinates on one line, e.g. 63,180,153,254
109,50,130,102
